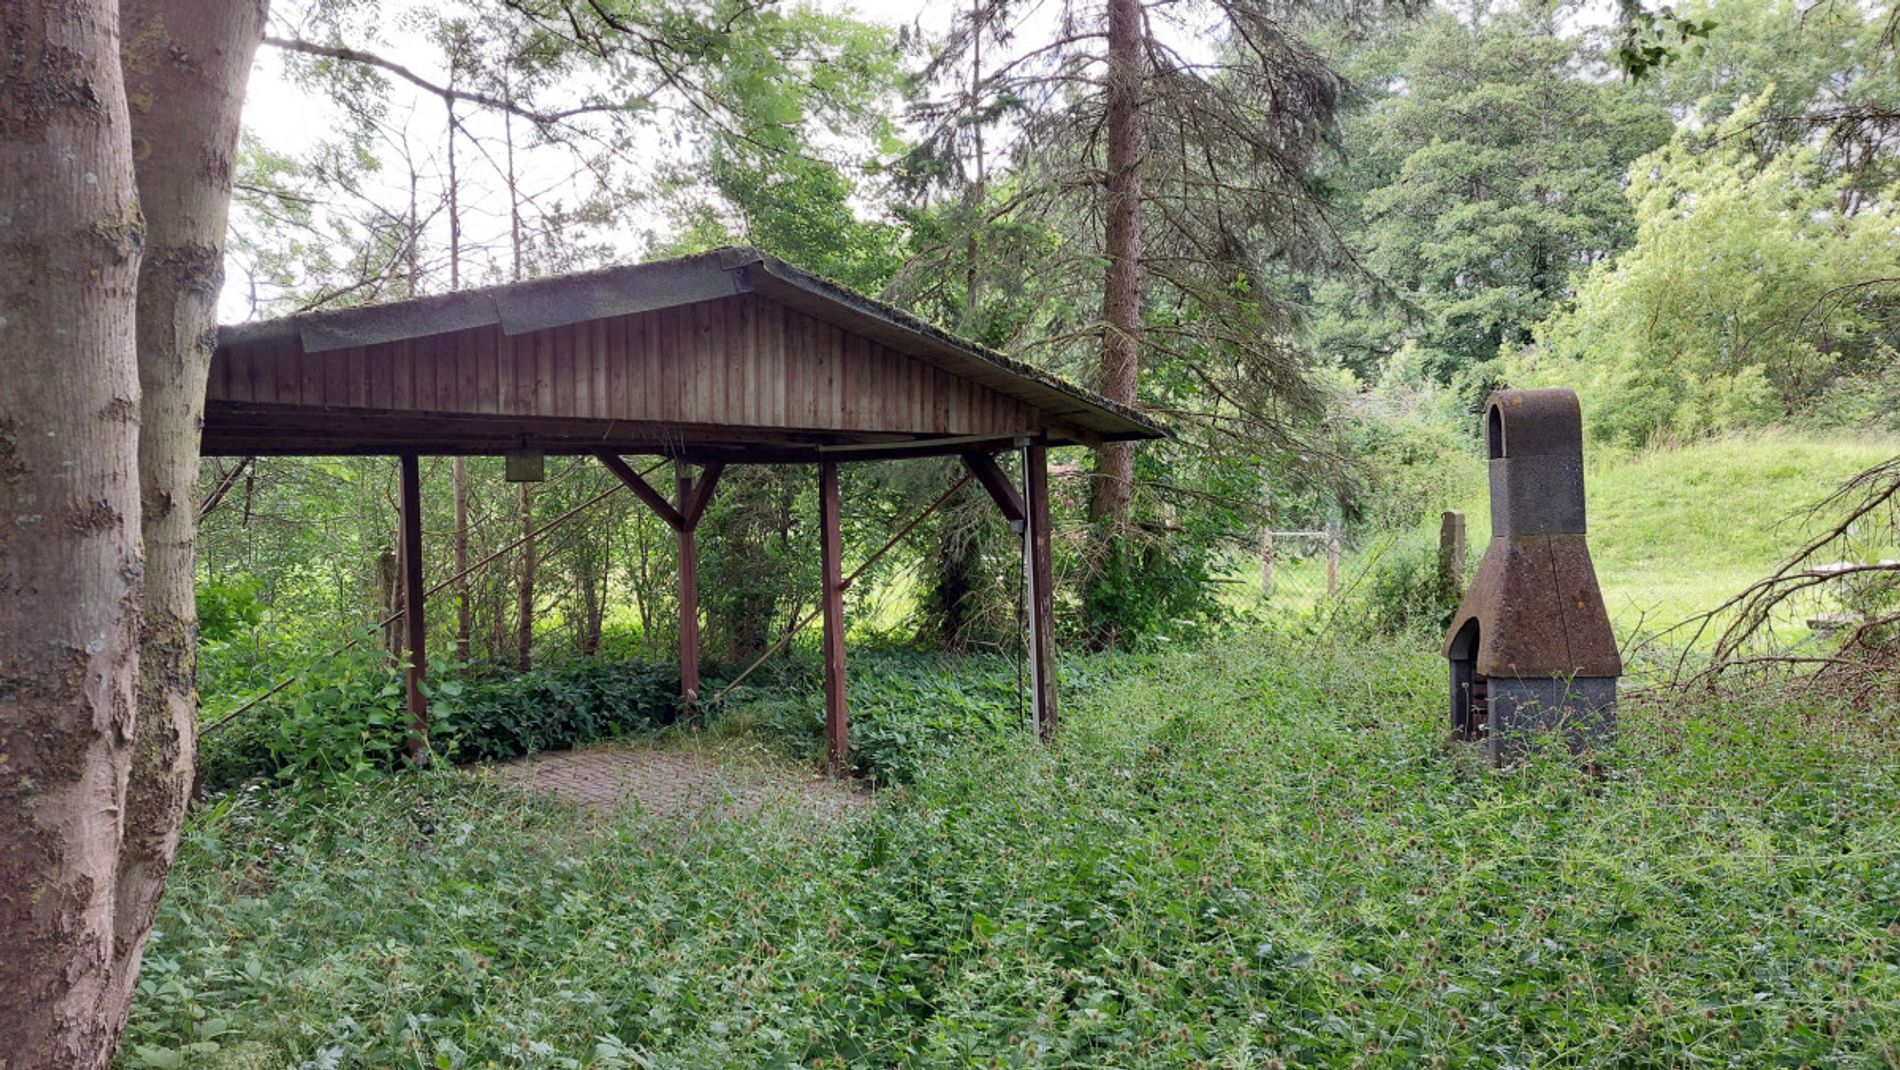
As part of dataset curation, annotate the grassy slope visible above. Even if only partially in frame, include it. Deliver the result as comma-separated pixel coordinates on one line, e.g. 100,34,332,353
125,639,1900,1069
1578,433,1900,629
1242,431,1900,638
1399,431,1898,632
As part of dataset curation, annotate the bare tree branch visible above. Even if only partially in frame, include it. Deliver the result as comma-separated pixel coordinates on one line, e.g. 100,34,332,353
264,36,642,125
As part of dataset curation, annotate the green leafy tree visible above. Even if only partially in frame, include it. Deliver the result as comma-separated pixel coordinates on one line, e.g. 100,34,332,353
1639,0,1900,209
1318,4,1673,382
1512,95,1900,445
647,4,907,290
635,6,909,657
896,0,1385,647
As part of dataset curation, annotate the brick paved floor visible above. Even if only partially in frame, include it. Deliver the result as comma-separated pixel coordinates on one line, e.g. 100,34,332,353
479,743,870,823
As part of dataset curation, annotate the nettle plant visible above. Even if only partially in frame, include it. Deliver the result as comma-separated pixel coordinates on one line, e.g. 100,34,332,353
259,647,410,786
200,654,691,791
435,658,684,763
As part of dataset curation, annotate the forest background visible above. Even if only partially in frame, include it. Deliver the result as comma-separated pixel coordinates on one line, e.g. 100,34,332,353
196,0,1900,783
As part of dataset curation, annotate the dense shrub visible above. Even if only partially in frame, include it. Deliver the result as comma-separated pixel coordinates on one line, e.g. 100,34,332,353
722,650,1131,786
1341,525,1468,637
1329,361,1487,530
202,645,1090,793
194,574,265,644
837,656,1025,785
1072,427,1261,650
198,647,409,791
199,655,688,790
436,658,684,762
1078,530,1228,650
1514,94,1900,446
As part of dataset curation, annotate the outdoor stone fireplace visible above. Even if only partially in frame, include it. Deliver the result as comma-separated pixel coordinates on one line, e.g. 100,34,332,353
1443,388,1621,762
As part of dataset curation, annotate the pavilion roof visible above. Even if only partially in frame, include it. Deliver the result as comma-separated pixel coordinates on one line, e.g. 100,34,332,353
217,246,1164,447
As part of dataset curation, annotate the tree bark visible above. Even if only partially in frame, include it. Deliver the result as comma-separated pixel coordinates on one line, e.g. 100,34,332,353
634,509,655,651
377,547,403,659
111,0,265,1044
577,543,603,655
961,0,986,335
1089,0,1144,525
932,508,979,652
0,3,146,1065
448,87,470,662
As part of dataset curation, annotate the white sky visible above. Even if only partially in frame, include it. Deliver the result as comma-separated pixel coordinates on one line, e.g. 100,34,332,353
226,0,1012,320
231,0,1613,323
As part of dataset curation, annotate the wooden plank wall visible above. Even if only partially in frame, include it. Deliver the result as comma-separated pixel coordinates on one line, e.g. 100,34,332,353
211,293,1041,438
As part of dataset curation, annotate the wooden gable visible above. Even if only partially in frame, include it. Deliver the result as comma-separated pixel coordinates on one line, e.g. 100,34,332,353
208,292,1043,451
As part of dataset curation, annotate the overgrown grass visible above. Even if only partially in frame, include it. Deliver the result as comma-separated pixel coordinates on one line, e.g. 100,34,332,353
713,649,1134,785
126,637,1899,1068
199,655,689,791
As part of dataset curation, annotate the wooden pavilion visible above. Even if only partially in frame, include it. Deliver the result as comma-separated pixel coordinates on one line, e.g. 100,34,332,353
205,246,1164,773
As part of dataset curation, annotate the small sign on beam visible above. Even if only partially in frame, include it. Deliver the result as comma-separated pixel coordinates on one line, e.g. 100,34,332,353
504,449,545,482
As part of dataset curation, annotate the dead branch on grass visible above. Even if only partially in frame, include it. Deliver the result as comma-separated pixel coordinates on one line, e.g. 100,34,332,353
1672,456,1900,707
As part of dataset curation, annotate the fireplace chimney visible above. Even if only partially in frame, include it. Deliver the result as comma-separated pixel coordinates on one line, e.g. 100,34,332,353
1443,388,1620,762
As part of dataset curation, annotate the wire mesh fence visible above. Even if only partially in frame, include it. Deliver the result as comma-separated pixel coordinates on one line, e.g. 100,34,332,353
1250,529,1343,618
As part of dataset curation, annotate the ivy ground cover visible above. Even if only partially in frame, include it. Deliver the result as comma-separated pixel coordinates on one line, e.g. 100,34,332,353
125,638,1900,1068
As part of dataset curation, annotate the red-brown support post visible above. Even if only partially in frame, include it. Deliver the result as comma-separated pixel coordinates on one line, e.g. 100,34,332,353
676,460,700,709
398,453,429,761
819,461,848,776
1024,438,1058,741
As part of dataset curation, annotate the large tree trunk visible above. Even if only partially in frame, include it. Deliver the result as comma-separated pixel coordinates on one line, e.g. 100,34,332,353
633,511,656,650
931,510,980,653
376,547,404,659
111,0,265,1042
0,3,146,1065
1089,0,1144,525
577,542,604,656
448,98,472,661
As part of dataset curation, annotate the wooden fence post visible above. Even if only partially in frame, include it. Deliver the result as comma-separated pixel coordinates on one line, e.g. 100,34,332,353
1325,525,1340,597
1258,529,1275,594
1439,509,1467,595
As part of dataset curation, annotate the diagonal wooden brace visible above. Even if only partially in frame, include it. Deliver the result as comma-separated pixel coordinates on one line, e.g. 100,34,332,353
962,451,1026,527
681,461,726,530
595,451,727,710
596,451,684,530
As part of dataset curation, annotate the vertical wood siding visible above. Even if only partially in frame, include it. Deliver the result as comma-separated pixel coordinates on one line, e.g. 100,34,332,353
211,293,1043,437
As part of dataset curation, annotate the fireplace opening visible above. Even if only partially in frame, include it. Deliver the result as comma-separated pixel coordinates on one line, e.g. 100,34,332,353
1447,618,1488,740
